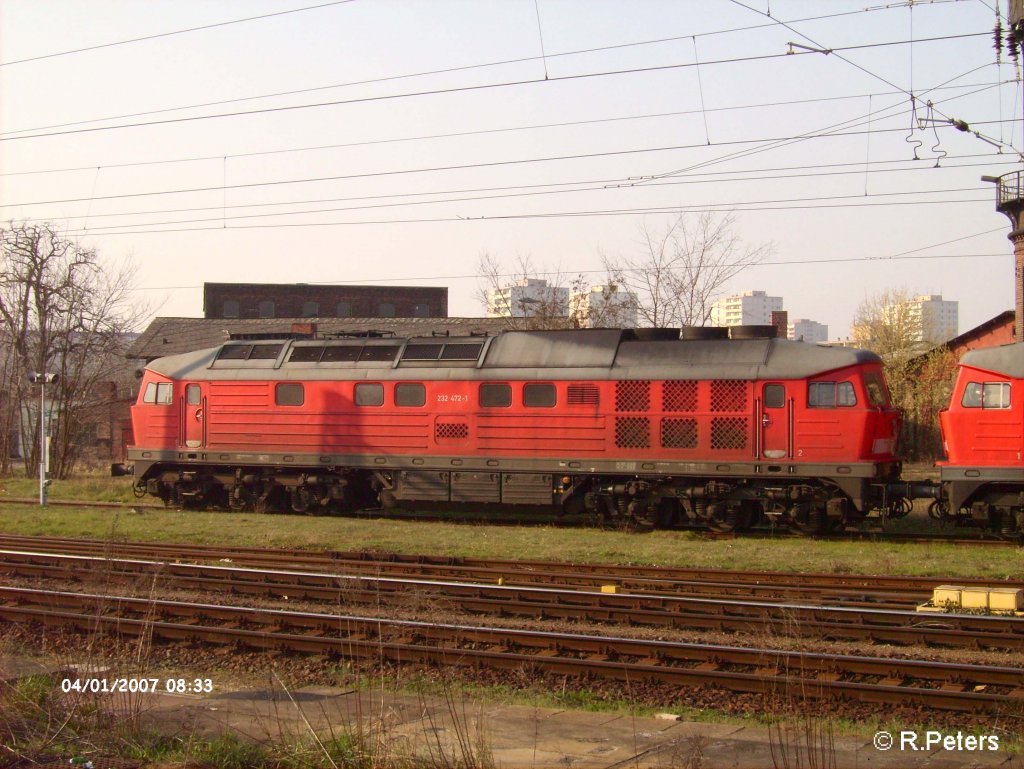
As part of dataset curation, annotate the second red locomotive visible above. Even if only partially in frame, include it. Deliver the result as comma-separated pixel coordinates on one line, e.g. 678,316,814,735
129,327,910,532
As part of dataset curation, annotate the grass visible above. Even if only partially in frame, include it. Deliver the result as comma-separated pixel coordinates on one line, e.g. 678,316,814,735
0,496,1021,578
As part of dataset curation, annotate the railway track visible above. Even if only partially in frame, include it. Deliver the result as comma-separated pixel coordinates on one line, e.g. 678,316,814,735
1,496,1018,546
3,548,1024,651
1,585,1021,713
0,533,1010,607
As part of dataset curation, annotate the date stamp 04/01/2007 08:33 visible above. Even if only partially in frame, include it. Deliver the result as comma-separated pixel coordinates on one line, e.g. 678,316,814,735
60,677,214,695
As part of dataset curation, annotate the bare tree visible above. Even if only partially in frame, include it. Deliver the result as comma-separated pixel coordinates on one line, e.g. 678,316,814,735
851,288,930,410
851,288,955,459
476,252,576,330
0,222,146,477
601,212,772,327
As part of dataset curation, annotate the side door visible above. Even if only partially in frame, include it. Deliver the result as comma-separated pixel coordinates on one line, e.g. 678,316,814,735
760,382,790,459
182,383,206,448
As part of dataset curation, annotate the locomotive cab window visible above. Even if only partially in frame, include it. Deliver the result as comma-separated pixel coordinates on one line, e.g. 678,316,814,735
480,383,512,408
141,382,172,404
275,383,304,406
863,372,888,406
355,383,384,407
156,382,173,405
764,384,785,409
523,383,556,408
395,382,426,407
808,381,856,408
962,381,1011,409
186,384,201,405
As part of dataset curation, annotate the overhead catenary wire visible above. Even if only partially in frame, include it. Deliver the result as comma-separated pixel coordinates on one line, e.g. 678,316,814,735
5,106,1014,211
0,4,977,135
0,0,359,68
0,32,993,143
3,78,1007,179
31,153,1021,227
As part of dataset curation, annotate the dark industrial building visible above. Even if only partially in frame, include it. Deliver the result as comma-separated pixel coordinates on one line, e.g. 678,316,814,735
203,282,448,320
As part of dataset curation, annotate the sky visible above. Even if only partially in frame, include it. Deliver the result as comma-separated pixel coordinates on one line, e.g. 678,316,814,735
0,0,1020,339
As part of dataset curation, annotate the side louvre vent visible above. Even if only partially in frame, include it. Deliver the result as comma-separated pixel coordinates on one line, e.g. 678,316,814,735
567,384,599,406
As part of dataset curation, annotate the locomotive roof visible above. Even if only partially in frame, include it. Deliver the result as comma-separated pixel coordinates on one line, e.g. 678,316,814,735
960,342,1024,378
145,329,881,381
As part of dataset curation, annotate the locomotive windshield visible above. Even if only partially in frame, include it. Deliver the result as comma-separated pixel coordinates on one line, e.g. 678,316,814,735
863,371,889,407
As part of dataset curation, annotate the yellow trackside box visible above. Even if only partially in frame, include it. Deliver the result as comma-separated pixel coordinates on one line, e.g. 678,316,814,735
988,588,1024,613
920,585,1024,615
961,588,991,610
932,586,964,606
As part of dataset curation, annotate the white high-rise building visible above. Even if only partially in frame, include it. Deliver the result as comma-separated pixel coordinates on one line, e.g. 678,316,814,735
710,290,783,327
788,319,829,343
486,278,569,318
569,284,638,328
881,294,959,344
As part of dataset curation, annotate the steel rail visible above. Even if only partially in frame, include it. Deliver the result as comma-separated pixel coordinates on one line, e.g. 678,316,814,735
0,586,1021,713
0,534,1013,600
3,550,1024,651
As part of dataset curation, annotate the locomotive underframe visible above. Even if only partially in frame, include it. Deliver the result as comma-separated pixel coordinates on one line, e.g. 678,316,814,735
130,448,902,532
939,466,1024,535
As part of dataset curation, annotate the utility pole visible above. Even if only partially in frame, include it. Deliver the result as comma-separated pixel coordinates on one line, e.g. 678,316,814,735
28,371,59,506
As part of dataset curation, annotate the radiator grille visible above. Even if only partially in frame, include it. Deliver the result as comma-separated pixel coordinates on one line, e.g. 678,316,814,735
435,422,469,441
711,417,748,450
660,418,698,449
615,416,650,448
711,380,747,412
615,380,650,412
663,380,698,412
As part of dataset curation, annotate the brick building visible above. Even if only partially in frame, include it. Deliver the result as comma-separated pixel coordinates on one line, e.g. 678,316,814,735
203,283,448,320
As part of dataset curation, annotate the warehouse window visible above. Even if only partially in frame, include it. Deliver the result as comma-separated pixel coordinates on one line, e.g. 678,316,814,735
336,301,352,317
302,301,319,318
222,300,240,318
962,381,1011,409
523,383,556,408
355,383,384,406
480,383,512,408
395,383,426,407
258,300,275,318
379,302,395,317
275,383,304,406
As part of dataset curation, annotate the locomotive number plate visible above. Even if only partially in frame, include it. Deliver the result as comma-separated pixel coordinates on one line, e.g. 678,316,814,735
437,394,468,403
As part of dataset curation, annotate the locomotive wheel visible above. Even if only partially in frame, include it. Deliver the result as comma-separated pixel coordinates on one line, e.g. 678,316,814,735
653,498,681,529
791,507,827,535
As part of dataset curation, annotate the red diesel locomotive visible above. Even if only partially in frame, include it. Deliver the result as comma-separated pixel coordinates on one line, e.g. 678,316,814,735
129,327,912,532
939,343,1024,535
